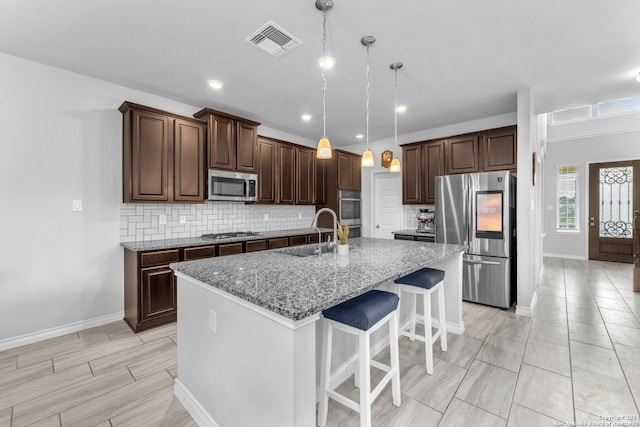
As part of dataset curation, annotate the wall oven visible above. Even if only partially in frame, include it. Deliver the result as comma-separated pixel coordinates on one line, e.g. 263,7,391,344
338,191,362,237
208,170,257,202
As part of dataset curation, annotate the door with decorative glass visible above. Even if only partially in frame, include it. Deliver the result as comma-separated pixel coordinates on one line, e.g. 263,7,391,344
589,160,640,263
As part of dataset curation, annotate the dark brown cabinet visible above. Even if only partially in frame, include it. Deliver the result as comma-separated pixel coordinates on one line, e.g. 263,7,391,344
402,145,422,204
120,102,206,203
278,143,296,204
482,127,517,171
296,147,316,205
315,149,361,227
140,266,177,324
402,141,445,205
257,137,278,203
315,158,327,205
445,135,480,174
336,151,362,192
193,108,260,173
422,140,445,204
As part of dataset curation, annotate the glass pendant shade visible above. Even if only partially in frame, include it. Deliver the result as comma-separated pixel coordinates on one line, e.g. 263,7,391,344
317,137,332,159
361,149,374,167
389,157,401,173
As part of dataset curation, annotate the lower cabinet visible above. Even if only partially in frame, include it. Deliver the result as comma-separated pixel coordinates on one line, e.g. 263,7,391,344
140,266,177,323
393,233,435,243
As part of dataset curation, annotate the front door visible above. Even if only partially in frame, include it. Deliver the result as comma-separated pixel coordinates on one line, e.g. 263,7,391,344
589,160,640,263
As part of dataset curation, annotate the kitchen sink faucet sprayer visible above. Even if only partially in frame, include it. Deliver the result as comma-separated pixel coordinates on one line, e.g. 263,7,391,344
311,208,338,253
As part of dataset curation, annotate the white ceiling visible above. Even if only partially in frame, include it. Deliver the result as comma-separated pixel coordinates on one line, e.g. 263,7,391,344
2,1,640,146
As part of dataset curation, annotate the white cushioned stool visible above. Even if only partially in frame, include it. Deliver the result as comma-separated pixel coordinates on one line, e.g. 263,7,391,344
318,290,401,427
394,268,447,374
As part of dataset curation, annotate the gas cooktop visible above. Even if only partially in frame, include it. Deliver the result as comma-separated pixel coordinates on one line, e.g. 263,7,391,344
201,231,261,240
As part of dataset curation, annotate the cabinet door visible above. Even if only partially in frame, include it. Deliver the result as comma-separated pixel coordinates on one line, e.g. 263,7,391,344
236,121,258,173
402,145,422,204
350,154,361,191
422,140,445,204
482,127,517,171
295,147,315,205
209,114,236,170
445,135,479,174
278,144,295,204
257,138,277,204
140,266,177,322
314,157,326,205
174,119,205,202
130,110,172,202
337,152,352,190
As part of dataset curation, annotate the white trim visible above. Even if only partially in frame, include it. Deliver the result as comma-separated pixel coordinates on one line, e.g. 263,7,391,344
174,272,320,331
516,291,537,317
174,379,220,427
542,252,586,260
0,311,125,352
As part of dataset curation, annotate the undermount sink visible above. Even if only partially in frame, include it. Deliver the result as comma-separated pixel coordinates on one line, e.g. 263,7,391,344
278,244,340,257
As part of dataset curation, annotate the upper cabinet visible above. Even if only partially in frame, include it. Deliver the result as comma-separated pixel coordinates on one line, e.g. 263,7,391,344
401,126,516,204
193,108,260,173
120,102,206,203
278,143,296,204
295,146,316,205
336,150,362,192
257,137,278,204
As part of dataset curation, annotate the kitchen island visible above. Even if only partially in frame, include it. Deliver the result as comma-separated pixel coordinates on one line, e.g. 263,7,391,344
171,237,465,427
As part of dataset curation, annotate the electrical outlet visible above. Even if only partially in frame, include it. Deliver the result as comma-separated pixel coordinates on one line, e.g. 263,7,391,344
298,212,302,219
159,214,167,225
180,215,187,224
72,200,83,212
209,310,217,333
263,214,269,221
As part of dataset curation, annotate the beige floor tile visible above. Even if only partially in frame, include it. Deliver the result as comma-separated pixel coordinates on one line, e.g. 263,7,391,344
77,321,131,338
0,357,16,374
89,337,175,376
512,364,573,422
523,338,570,376
570,340,625,379
53,334,143,371
600,308,640,329
535,293,566,309
109,388,191,427
574,409,606,423
60,370,176,427
455,360,518,418
127,344,177,380
24,413,60,427
567,306,604,326
433,333,483,369
371,397,441,427
528,319,568,346
0,360,52,391
565,286,595,299
137,322,177,343
401,358,466,412
167,365,177,379
488,312,531,344
506,403,560,427
439,397,506,427
569,320,612,348
463,316,497,341
532,304,567,325
615,343,640,404
0,363,92,410
537,286,565,297
591,287,623,298
573,367,638,417
0,407,11,427
595,296,631,312
16,332,110,369
463,303,501,322
0,333,80,360
475,334,526,373
11,366,134,427
606,323,640,348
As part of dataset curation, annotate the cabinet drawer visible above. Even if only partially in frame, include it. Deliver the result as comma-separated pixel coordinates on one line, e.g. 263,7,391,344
219,243,243,256
184,245,216,261
307,234,320,243
394,234,415,241
246,240,268,252
140,250,180,268
289,235,307,246
268,237,289,249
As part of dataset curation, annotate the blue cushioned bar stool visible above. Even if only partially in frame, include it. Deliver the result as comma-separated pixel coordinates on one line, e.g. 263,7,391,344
394,268,447,375
318,290,401,427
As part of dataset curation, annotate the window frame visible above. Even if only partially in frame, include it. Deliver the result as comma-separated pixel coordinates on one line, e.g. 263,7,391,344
556,164,580,233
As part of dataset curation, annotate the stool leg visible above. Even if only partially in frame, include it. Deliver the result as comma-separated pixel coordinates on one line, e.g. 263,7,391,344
409,291,417,341
389,311,401,407
318,320,332,426
354,338,360,388
438,285,447,352
358,330,371,427
423,291,433,375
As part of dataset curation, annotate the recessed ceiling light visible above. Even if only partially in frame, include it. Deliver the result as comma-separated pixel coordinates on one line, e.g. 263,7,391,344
302,114,312,121
319,56,335,69
396,105,407,113
356,134,364,139
207,80,224,89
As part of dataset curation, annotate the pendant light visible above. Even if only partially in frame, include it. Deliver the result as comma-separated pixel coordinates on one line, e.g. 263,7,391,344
361,36,375,167
389,62,403,173
316,0,333,159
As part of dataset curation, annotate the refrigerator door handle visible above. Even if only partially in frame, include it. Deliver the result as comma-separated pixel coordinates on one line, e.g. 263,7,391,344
463,257,501,266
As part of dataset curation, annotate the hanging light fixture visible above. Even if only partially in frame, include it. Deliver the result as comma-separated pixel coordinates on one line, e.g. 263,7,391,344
315,0,333,159
361,36,376,167
389,62,403,173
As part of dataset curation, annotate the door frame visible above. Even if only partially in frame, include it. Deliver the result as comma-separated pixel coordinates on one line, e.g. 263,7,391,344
370,170,403,238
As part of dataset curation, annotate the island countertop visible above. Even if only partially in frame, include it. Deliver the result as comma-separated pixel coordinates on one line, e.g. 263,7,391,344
170,237,465,321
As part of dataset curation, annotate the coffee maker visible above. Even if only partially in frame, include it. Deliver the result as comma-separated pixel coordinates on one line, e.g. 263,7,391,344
416,209,435,233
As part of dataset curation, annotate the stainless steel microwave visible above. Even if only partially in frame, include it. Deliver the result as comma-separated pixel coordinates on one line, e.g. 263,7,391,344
208,170,257,202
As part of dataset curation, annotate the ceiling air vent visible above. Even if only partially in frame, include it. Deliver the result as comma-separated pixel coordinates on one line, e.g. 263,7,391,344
245,21,302,58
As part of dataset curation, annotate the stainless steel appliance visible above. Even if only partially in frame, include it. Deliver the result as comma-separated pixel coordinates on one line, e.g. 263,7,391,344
338,191,362,238
208,170,257,202
416,209,435,234
435,171,516,308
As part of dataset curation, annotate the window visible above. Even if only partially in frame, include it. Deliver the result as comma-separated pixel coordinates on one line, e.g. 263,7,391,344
557,165,579,231
549,95,640,125
550,105,592,124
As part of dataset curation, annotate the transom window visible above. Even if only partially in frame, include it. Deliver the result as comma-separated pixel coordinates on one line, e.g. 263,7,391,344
549,95,640,125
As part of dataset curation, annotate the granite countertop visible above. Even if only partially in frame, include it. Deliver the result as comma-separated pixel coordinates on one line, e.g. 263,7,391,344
392,229,436,236
120,228,333,252
171,237,465,321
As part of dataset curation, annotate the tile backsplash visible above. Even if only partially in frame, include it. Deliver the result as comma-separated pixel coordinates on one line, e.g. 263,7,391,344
120,202,317,242
402,204,435,229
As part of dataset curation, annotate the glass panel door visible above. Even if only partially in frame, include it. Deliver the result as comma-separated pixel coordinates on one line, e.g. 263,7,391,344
599,166,633,239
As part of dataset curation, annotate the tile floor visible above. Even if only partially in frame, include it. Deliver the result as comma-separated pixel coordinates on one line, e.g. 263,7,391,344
0,257,638,426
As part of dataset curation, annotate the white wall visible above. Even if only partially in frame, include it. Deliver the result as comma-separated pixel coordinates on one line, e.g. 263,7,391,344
543,112,640,259
0,52,313,348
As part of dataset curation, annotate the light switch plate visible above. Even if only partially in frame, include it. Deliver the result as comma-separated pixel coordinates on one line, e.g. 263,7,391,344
180,215,186,224
72,200,83,212
159,215,167,225
263,214,269,221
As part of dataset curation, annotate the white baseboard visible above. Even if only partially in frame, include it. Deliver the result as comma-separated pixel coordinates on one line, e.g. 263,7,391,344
0,311,124,352
174,379,220,427
516,291,537,317
542,252,586,260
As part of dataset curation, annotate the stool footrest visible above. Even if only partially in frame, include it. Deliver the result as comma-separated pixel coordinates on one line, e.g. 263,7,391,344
327,390,361,413
371,369,397,403
370,360,390,372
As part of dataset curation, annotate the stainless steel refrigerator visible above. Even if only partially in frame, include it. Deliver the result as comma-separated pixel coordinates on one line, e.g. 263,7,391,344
435,171,516,308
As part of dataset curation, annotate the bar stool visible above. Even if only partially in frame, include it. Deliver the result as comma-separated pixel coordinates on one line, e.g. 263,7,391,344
394,268,447,375
318,290,401,427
